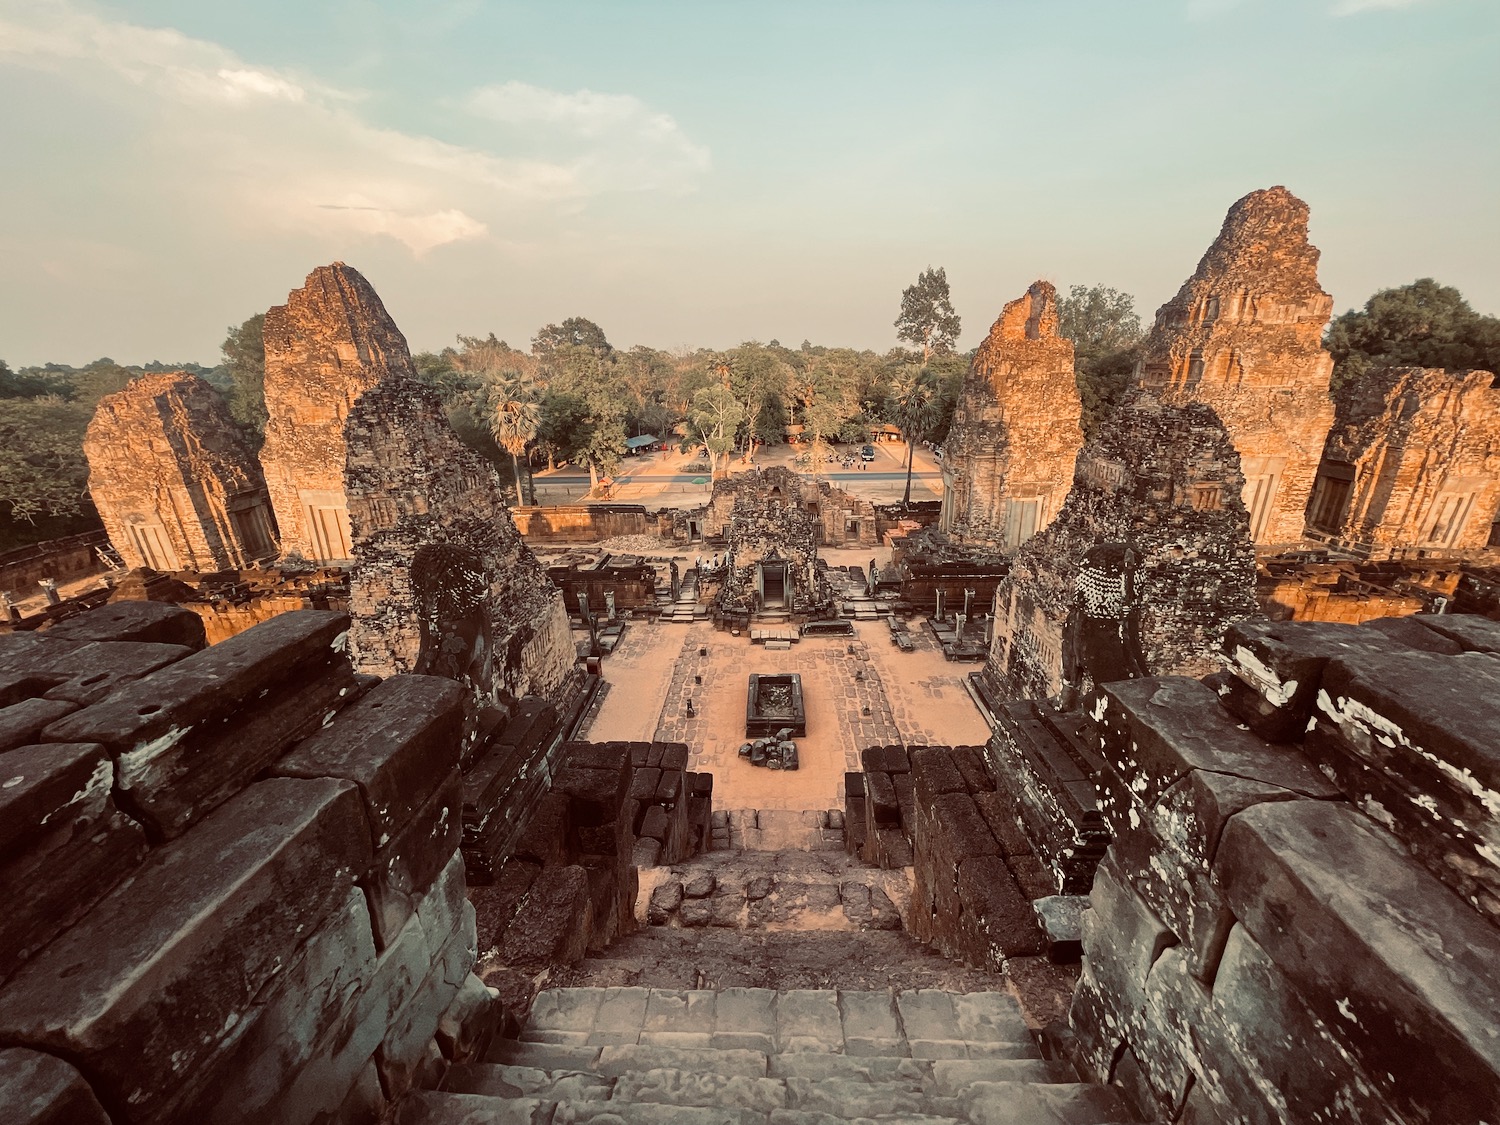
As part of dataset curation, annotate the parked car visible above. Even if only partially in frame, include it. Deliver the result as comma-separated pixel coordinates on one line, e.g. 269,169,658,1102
860,445,876,461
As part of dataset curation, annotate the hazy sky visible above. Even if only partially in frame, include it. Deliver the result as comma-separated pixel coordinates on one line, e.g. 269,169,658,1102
1,0,1496,367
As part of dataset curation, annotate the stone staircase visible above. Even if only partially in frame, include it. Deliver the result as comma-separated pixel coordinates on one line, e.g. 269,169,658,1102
662,571,708,624
401,986,1135,1124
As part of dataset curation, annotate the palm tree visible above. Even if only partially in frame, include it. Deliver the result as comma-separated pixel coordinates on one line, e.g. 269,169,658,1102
490,370,541,505
891,367,936,506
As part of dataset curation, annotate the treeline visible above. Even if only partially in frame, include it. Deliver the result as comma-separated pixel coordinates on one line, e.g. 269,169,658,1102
0,357,229,551
3,277,1496,554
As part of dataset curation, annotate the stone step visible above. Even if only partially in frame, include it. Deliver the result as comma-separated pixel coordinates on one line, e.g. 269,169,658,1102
505,988,1038,1060
401,1081,1129,1124
444,1058,1067,1112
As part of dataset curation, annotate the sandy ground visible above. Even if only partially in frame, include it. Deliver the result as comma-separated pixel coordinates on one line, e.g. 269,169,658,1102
585,603,991,812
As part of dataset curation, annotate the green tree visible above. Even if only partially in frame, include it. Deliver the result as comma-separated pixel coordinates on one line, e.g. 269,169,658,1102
532,317,611,358
0,397,94,527
1057,284,1145,438
791,362,854,480
0,360,64,400
688,381,746,479
221,313,267,443
895,267,962,362
1325,278,1500,392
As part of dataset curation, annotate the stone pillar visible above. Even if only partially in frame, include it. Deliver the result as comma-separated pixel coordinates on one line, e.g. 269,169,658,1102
604,591,616,621
934,588,945,621
670,560,681,599
0,592,18,623
39,579,60,606
579,593,601,658
963,587,975,618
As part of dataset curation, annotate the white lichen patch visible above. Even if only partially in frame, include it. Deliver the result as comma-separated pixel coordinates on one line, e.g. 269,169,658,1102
1231,645,1299,706
331,630,351,653
39,757,113,827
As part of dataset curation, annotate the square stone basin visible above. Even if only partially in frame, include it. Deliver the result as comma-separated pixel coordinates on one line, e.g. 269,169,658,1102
746,672,806,738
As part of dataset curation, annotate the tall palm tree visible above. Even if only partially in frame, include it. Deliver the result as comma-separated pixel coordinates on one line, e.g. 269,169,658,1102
892,367,936,506
490,370,541,505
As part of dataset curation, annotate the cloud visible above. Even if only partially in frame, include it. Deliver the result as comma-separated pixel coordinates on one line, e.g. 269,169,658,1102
0,0,708,254
464,81,710,193
1330,0,1432,14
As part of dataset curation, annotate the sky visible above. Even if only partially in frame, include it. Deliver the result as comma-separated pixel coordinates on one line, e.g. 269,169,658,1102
0,0,1496,367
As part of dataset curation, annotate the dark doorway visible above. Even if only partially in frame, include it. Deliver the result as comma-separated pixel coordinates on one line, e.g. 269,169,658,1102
760,561,789,609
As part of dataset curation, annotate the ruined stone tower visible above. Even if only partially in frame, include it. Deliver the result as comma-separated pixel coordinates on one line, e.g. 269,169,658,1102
1134,186,1336,548
983,388,1258,703
259,263,417,563
84,372,277,571
940,281,1082,551
343,378,576,738
1306,366,1500,559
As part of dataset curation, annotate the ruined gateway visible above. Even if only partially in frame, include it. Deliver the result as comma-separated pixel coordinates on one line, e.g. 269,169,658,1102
6,183,1500,1124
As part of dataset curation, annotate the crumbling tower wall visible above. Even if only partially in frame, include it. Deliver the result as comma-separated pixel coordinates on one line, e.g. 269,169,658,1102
84,372,277,571
983,389,1258,704
343,378,575,746
1134,186,1336,549
259,263,417,563
1306,365,1500,558
941,280,1082,551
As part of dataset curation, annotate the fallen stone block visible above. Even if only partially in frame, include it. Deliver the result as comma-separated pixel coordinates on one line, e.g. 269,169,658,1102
499,864,592,967
1033,895,1087,963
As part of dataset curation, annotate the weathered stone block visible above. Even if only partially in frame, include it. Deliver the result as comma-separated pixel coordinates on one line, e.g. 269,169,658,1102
1216,799,1500,1124
1412,612,1500,653
863,770,899,827
956,855,1044,963
38,641,191,705
628,766,661,802
950,744,995,793
42,610,358,839
551,765,628,827
363,770,464,949
0,742,148,982
929,791,1000,865
189,888,378,1125
378,905,476,1100
0,698,79,754
1314,648,1500,918
499,864,592,967
0,1047,110,1125
275,674,465,848
1220,619,1412,741
436,974,503,1063
1097,676,1336,811
0,776,371,1125
42,599,207,650
910,746,966,805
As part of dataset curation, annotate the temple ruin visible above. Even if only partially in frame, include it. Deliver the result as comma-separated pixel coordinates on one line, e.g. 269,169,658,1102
83,372,277,571
940,280,1082,551
982,388,1259,704
259,263,419,564
1134,186,1336,549
710,467,836,627
343,377,576,731
7,182,1500,1124
1305,365,1500,558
